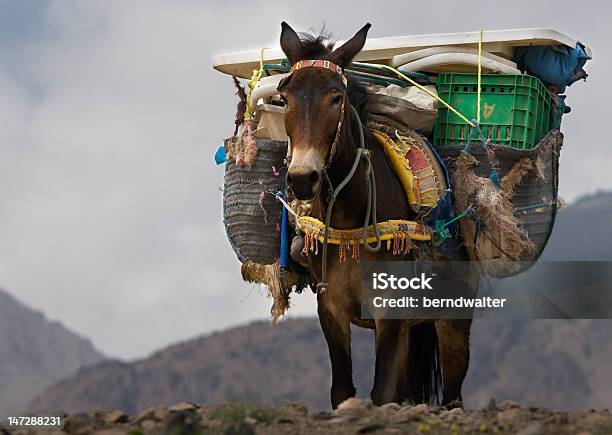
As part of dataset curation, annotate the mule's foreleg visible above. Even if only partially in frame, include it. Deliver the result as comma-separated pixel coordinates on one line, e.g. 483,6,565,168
317,295,356,409
434,319,472,407
371,319,403,405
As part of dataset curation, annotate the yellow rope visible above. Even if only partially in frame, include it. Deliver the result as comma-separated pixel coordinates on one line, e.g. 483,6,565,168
379,64,475,128
477,29,483,124
244,47,267,121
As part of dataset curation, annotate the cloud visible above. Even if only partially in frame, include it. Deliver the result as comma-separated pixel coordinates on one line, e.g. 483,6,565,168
0,0,608,358
0,1,317,359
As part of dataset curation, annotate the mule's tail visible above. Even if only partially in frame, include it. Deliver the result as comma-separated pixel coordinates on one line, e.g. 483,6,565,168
406,323,442,405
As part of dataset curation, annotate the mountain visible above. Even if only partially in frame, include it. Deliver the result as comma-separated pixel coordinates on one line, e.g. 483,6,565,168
29,317,612,414
29,191,612,414
29,318,356,414
0,289,104,415
541,190,612,260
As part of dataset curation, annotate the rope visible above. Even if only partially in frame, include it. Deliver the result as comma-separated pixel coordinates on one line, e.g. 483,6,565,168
379,64,475,128
434,205,473,240
514,202,552,212
477,28,483,124
317,105,381,292
462,29,486,148
353,106,381,253
273,191,299,219
244,47,268,121
318,146,364,292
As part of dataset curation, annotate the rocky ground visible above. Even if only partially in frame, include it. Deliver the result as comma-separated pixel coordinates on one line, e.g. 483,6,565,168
6,399,612,435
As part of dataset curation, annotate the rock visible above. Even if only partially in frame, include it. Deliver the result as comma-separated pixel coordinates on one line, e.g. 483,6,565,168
168,402,199,412
224,421,255,435
134,406,157,423
448,407,464,415
390,411,419,424
28,400,612,435
281,402,308,417
390,403,430,424
516,421,544,435
133,406,166,423
92,430,127,435
312,411,335,420
357,421,385,433
167,406,201,435
497,408,523,423
337,398,373,412
411,403,430,414
140,419,159,431
577,412,612,428
380,402,401,413
442,407,465,421
328,416,350,424
499,400,521,411
63,413,96,435
104,410,128,424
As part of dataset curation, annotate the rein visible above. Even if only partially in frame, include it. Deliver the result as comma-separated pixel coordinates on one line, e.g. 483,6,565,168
317,105,381,292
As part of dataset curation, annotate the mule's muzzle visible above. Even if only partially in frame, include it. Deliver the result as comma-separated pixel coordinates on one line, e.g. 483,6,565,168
286,167,321,200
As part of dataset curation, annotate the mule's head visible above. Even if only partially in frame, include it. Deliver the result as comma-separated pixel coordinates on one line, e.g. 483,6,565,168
278,22,370,200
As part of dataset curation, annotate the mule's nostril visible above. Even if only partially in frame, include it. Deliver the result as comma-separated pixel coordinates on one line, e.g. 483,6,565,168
307,170,320,184
287,168,320,200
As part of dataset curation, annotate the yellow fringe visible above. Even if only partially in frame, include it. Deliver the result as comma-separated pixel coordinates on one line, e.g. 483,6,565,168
297,216,430,261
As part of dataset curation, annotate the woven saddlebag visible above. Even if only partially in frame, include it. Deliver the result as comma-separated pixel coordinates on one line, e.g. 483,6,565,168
223,138,288,264
437,130,563,277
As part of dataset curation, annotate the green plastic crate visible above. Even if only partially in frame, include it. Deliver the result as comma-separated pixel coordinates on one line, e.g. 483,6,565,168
433,73,553,150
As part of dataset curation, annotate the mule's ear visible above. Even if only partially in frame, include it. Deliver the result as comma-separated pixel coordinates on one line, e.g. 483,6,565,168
280,22,303,65
328,23,371,68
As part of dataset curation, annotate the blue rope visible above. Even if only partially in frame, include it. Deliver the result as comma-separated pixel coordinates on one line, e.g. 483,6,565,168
462,120,500,185
434,206,473,240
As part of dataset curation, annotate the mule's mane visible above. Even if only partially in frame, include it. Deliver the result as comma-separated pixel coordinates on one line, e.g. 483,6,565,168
295,31,369,121
295,31,335,59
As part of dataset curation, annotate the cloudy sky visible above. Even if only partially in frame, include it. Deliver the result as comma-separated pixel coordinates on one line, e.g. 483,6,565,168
0,0,607,359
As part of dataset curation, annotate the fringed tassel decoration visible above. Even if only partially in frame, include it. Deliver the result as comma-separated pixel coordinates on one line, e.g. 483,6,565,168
242,119,258,169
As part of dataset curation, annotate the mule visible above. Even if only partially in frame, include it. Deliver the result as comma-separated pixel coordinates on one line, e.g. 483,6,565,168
278,22,474,409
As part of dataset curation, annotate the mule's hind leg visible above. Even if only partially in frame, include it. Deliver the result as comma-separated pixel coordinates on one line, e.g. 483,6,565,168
318,294,356,409
371,319,403,405
434,319,472,407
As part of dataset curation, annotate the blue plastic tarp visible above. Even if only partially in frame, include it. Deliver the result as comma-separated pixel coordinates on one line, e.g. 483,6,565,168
515,43,589,93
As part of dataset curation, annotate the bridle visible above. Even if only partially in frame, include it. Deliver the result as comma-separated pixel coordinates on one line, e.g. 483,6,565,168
284,59,382,292
287,59,347,167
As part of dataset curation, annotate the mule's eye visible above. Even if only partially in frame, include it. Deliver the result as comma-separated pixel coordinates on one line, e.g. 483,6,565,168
332,95,343,106
279,95,288,106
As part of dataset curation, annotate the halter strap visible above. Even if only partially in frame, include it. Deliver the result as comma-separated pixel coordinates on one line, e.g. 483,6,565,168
290,59,348,87
287,59,348,165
